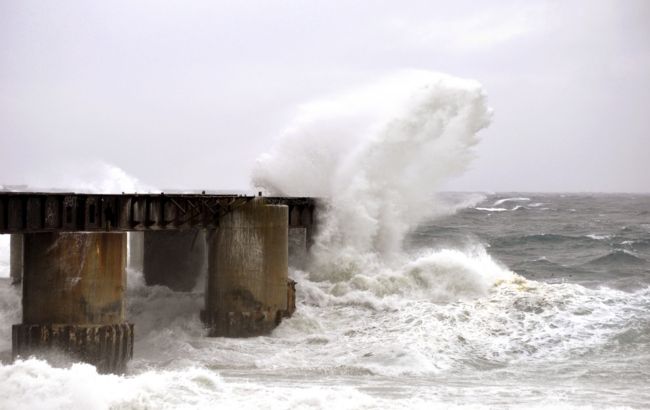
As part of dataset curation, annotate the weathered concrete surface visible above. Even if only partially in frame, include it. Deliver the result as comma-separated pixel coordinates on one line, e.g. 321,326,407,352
202,199,289,337
143,230,206,291
13,232,132,373
128,232,144,271
10,234,23,285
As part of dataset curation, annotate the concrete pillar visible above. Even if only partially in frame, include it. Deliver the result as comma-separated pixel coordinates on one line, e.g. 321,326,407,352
12,232,133,374
202,199,290,337
10,234,23,285
143,230,206,291
128,232,144,271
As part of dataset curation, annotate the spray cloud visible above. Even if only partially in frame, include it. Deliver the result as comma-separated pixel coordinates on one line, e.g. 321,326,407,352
253,70,491,267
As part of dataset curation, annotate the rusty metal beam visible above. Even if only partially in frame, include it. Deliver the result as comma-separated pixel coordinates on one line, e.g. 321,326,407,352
0,193,316,233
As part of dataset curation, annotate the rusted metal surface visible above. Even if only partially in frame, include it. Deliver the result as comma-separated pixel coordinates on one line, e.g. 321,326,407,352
12,323,134,374
15,232,134,373
22,232,127,324
0,193,316,233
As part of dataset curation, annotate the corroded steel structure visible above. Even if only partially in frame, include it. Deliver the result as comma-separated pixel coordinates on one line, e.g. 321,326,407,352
0,192,315,233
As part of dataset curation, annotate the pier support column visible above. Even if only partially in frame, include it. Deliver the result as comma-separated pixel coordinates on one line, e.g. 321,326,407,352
12,232,132,374
202,199,289,337
143,230,206,291
10,234,23,285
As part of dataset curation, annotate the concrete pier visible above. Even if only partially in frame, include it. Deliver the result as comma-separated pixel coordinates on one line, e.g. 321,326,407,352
202,199,290,337
10,234,23,284
1,192,316,372
12,232,133,373
142,230,206,291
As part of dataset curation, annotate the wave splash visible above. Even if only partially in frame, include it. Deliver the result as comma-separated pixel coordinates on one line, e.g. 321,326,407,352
253,71,495,296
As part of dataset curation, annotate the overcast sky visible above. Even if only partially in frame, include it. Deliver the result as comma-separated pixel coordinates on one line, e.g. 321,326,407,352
1,0,648,193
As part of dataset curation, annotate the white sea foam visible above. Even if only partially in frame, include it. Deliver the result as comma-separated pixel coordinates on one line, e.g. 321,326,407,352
586,234,612,241
475,207,508,212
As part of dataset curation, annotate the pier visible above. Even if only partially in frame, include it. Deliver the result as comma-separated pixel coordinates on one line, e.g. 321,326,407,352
1,192,317,373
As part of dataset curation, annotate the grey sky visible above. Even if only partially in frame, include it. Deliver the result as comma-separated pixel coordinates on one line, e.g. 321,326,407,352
1,0,648,193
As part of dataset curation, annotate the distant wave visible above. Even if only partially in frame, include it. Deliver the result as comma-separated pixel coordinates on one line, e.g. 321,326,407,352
493,197,531,206
584,250,646,266
474,203,541,212
492,233,611,247
511,257,578,276
620,239,650,250
586,234,612,241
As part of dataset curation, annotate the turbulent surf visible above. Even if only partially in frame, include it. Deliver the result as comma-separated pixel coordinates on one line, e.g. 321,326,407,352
0,72,649,409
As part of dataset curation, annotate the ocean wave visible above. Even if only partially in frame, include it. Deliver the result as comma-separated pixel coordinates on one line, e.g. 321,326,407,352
583,250,647,266
513,257,567,269
474,207,508,212
0,359,231,410
619,239,650,251
0,256,648,407
585,234,613,241
0,358,518,410
492,197,531,206
492,233,598,247
474,205,536,212
305,245,515,307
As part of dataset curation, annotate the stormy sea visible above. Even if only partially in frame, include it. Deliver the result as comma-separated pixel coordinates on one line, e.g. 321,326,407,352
0,73,648,409
0,192,648,409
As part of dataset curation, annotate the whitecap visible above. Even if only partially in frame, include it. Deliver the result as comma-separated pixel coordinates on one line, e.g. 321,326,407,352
586,234,612,241
492,197,531,206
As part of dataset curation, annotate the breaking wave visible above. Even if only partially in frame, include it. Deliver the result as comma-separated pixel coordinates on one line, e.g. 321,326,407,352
253,70,491,260
493,197,530,206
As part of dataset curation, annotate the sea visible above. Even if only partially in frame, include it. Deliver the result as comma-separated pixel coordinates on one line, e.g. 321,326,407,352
0,192,649,409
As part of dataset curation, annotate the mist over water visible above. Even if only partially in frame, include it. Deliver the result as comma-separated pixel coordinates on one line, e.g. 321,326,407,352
1,72,649,409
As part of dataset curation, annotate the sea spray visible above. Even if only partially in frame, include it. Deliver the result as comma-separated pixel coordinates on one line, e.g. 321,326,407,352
253,70,498,295
2,161,157,194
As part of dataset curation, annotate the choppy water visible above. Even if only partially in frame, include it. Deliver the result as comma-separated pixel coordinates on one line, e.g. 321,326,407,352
0,193,649,409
